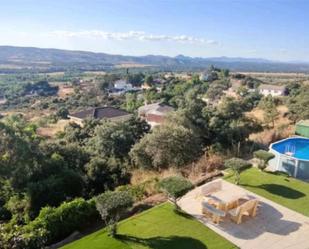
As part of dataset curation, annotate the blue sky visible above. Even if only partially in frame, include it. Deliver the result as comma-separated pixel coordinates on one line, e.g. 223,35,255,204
1,0,309,61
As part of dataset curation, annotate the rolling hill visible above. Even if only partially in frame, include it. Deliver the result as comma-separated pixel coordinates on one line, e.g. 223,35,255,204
0,45,309,73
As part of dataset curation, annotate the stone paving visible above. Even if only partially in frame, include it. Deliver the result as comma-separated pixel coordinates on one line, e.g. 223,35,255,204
178,180,309,249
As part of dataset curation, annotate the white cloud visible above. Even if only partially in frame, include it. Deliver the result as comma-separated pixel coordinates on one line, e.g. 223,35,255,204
47,30,218,44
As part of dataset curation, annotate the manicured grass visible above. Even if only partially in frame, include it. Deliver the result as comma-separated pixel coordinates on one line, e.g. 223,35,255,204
62,203,237,249
225,167,309,216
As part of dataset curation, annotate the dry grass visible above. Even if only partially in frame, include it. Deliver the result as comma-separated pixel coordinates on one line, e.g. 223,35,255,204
37,119,70,138
130,153,225,186
130,168,181,186
57,85,75,98
247,105,294,146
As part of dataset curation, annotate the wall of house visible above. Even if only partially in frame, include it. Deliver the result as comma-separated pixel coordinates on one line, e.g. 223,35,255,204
260,89,284,97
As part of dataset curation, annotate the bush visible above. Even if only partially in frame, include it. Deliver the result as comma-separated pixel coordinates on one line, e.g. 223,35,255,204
159,176,193,209
116,178,159,202
28,198,98,244
224,158,252,185
254,150,275,171
0,198,99,249
95,191,133,236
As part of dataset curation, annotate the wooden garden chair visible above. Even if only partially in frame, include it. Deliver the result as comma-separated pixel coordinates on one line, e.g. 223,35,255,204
228,199,259,224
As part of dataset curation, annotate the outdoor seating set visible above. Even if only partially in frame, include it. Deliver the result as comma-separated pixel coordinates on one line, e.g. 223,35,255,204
201,180,259,224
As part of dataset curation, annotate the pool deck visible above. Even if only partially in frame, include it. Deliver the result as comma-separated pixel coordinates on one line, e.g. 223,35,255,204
178,180,309,249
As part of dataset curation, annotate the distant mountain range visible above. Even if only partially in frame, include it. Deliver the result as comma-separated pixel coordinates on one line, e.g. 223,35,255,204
0,45,309,73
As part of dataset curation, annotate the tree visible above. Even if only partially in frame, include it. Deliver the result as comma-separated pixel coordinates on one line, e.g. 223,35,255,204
145,75,154,85
224,158,251,185
56,107,69,119
159,176,193,209
130,124,202,169
253,150,275,171
259,96,279,127
87,118,149,160
95,191,133,236
124,92,143,112
85,157,130,195
287,86,309,122
127,73,144,87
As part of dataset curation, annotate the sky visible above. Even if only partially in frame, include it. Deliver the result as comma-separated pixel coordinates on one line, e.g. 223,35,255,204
1,0,309,61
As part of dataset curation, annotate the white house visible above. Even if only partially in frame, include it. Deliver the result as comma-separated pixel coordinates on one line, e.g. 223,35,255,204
259,84,286,97
114,80,133,91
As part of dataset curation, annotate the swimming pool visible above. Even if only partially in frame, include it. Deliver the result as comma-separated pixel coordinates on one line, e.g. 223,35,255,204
271,137,309,160
269,137,309,180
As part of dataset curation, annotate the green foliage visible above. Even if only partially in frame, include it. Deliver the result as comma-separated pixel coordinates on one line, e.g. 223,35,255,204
159,176,193,209
95,191,133,236
224,158,252,185
254,150,275,162
0,198,98,249
116,178,159,202
85,157,130,195
56,107,69,119
259,95,279,127
124,92,143,112
130,124,202,169
27,170,84,218
127,73,144,86
145,75,154,85
254,150,275,171
287,85,309,121
87,118,149,160
205,79,230,101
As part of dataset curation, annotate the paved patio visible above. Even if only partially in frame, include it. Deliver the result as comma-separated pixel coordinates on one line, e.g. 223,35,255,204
178,180,309,249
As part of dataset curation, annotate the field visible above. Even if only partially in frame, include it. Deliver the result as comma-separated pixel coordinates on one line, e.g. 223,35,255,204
61,203,237,249
237,72,309,84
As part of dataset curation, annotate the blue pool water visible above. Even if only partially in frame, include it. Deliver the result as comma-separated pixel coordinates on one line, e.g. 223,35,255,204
272,137,309,160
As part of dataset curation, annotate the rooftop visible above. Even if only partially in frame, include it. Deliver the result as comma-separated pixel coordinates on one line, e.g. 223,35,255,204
69,107,130,120
138,102,174,115
259,84,286,91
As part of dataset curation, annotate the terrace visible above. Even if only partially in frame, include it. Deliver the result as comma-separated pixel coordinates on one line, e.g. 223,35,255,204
178,178,309,249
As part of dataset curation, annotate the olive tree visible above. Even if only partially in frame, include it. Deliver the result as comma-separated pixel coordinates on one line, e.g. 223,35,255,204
253,150,275,171
224,158,252,185
95,191,133,237
159,176,193,210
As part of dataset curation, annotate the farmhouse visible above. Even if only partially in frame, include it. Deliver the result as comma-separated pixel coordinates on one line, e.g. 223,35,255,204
259,84,286,96
138,102,174,127
68,107,132,126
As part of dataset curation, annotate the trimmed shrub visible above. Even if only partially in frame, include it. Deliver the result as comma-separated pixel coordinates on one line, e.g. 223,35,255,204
159,176,193,209
224,158,252,185
254,150,275,171
95,191,133,236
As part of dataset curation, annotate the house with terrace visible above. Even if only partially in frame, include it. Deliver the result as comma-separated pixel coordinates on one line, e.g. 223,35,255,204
68,107,132,126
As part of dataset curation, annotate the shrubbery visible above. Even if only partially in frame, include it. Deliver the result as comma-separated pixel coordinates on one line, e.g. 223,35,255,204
159,176,193,209
254,150,275,171
0,198,98,249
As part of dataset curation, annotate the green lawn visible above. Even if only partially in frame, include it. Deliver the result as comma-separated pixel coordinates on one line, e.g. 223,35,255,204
62,203,237,249
225,167,309,216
